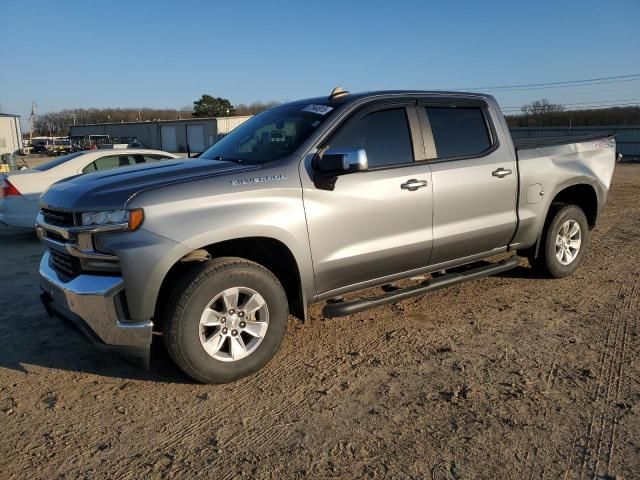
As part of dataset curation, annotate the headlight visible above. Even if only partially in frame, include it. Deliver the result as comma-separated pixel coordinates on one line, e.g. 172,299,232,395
81,209,144,231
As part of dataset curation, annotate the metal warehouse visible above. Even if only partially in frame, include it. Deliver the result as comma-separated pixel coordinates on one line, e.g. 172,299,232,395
0,113,23,157
69,116,252,153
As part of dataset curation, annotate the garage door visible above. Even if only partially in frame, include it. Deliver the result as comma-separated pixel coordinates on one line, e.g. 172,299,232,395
161,126,177,152
187,124,205,153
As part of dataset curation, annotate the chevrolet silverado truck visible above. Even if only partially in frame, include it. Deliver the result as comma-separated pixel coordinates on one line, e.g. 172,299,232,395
36,89,617,383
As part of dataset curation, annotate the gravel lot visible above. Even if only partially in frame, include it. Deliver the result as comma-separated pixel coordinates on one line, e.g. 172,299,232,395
1,164,638,479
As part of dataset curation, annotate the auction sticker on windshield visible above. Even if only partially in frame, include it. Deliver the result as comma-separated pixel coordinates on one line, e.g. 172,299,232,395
302,104,334,115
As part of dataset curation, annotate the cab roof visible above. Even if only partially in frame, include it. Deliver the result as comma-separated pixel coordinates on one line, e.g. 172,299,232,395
280,90,492,109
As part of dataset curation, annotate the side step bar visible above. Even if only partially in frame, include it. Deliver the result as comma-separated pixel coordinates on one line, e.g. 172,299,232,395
322,255,521,319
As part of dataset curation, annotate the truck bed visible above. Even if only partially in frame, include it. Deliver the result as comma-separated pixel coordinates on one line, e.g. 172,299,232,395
512,134,614,150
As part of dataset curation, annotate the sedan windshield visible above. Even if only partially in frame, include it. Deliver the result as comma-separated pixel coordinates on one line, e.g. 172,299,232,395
200,104,335,164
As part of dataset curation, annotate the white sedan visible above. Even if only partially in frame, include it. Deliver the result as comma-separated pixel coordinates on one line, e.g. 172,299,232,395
0,149,180,228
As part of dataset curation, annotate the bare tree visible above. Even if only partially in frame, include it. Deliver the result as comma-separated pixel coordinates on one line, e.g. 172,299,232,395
521,99,564,115
34,108,190,135
507,106,640,128
234,101,280,116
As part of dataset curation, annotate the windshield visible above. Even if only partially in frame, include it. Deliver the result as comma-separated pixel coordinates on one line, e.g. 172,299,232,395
33,151,85,171
200,104,335,164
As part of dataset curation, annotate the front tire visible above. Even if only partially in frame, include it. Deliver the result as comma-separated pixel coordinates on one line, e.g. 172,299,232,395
163,257,288,383
528,204,589,278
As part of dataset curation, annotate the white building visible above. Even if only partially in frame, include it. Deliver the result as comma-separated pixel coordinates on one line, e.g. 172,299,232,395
0,114,23,157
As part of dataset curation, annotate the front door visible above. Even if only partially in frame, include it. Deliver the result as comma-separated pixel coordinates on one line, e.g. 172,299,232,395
301,105,434,296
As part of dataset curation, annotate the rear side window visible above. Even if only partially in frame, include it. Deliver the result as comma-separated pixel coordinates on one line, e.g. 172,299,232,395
329,108,414,168
141,154,172,163
83,155,133,173
425,107,491,159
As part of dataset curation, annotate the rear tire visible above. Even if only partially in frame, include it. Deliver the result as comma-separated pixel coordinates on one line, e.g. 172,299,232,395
163,257,288,383
528,204,589,278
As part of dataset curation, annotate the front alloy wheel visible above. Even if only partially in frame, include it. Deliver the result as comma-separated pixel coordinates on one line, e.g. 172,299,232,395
199,287,269,362
164,257,288,383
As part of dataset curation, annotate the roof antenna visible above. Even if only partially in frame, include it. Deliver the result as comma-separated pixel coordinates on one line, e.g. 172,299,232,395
329,86,349,100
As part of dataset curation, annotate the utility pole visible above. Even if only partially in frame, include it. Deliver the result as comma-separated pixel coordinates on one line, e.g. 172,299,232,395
29,101,37,141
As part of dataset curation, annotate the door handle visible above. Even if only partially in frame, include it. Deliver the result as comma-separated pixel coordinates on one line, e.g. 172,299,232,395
492,168,513,178
400,179,428,191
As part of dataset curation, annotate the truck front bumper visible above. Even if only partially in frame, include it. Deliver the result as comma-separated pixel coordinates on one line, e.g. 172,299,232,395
39,251,153,365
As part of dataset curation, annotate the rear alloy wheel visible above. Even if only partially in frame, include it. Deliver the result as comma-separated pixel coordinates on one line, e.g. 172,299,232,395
164,257,288,383
528,204,589,278
554,219,582,266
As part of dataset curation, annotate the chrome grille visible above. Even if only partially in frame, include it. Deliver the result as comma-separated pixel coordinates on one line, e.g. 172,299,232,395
41,208,75,227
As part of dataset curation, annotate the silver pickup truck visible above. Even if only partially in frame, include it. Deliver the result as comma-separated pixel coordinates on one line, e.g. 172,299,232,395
36,89,617,383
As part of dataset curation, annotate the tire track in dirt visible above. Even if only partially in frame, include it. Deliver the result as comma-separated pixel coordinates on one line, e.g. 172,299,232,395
208,329,394,479
49,347,309,478
579,280,637,479
110,324,392,478
601,281,636,477
519,210,626,480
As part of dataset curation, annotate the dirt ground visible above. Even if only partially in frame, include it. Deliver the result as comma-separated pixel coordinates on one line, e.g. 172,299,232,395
1,165,638,480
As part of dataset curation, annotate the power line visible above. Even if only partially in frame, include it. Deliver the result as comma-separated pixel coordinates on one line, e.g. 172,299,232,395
501,98,640,110
478,78,639,93
462,74,640,91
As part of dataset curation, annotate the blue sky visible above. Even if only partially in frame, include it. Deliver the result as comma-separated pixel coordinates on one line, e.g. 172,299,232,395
1,0,639,126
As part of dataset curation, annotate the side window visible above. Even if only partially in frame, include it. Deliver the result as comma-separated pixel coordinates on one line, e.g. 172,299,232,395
140,154,172,163
329,108,414,168
425,107,492,159
83,155,131,173
83,154,172,172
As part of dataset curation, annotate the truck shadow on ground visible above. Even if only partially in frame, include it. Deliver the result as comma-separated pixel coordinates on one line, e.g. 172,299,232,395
0,227,195,383
495,265,548,279
0,314,194,384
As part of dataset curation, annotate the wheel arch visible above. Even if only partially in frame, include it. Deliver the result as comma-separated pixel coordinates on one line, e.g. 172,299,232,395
524,181,599,260
549,183,598,228
155,236,308,327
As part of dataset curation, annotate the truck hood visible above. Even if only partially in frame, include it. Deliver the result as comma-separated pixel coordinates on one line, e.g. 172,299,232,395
39,158,258,211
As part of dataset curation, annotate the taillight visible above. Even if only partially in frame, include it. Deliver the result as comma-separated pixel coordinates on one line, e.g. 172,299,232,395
1,178,21,197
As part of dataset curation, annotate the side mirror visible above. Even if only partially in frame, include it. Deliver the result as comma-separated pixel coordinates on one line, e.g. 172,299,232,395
313,148,369,174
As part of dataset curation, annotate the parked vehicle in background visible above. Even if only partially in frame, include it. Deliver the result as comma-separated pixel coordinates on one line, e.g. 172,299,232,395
70,134,111,151
1,149,179,228
98,137,145,150
36,89,617,384
46,138,72,156
30,136,54,154
21,139,33,155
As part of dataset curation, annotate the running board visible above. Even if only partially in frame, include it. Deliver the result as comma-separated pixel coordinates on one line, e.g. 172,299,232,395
322,255,521,319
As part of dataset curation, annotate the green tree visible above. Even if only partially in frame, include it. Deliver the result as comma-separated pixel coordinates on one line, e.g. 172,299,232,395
192,94,235,117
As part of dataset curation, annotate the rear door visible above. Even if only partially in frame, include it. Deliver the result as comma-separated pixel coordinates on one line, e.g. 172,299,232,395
419,100,517,265
301,102,434,296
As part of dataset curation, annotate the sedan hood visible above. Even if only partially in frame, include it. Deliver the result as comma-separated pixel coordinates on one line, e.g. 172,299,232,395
40,158,258,211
